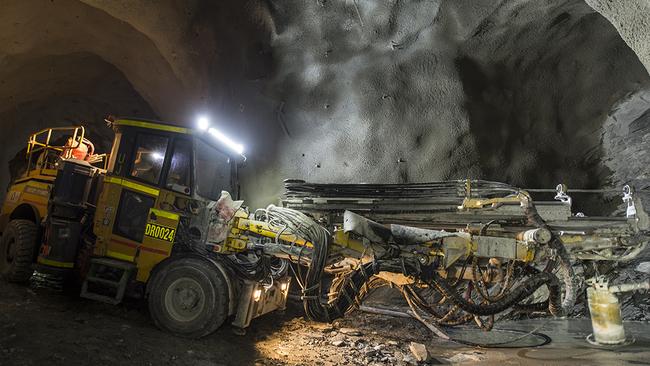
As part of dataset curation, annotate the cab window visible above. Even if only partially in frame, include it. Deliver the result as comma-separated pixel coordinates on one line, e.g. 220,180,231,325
113,190,155,242
166,138,192,195
195,138,232,201
129,134,169,185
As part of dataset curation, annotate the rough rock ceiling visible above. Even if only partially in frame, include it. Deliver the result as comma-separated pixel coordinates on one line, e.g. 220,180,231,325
0,0,648,209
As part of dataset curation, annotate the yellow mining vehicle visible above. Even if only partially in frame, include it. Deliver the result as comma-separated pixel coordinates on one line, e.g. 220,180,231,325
1,117,649,340
0,118,290,338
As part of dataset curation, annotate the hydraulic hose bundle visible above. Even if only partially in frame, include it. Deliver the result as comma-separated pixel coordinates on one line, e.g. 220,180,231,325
176,216,273,281
521,193,576,316
427,270,563,317
220,179,592,331
260,198,569,324
263,205,377,322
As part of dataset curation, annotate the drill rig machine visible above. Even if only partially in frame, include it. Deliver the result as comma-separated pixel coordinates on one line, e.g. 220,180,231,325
1,118,648,338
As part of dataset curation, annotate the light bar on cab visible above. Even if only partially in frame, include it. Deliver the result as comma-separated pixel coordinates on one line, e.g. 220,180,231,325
208,127,244,155
196,116,244,155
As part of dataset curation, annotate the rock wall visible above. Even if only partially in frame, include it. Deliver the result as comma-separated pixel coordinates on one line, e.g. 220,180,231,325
243,0,490,207
456,0,650,214
244,0,650,210
585,0,650,74
602,89,650,209
0,0,648,212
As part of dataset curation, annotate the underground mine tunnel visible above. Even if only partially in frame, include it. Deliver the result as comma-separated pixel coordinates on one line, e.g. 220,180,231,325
0,0,649,365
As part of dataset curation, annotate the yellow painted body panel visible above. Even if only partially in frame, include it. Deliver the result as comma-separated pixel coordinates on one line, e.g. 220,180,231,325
331,230,367,254
37,256,74,268
94,174,184,283
103,176,160,197
234,218,314,249
0,175,54,229
227,216,367,255
136,208,179,282
94,175,153,265
106,250,135,262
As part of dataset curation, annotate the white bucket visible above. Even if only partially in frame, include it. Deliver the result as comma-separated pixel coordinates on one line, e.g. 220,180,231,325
587,287,626,345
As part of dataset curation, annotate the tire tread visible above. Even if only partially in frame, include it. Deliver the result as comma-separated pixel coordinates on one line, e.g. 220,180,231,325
148,256,230,338
1,219,38,283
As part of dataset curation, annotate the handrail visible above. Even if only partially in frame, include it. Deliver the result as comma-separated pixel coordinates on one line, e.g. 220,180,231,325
26,126,85,153
24,126,87,177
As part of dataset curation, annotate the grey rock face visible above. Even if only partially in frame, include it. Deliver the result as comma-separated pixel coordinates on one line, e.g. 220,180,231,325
586,0,650,74
243,0,650,211
0,0,649,209
603,89,650,202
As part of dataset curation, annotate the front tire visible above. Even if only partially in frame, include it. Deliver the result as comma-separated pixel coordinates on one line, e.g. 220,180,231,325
0,219,39,283
148,257,230,338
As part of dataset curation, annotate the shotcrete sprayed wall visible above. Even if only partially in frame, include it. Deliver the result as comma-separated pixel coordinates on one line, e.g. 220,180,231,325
241,0,650,210
242,1,494,207
0,0,648,212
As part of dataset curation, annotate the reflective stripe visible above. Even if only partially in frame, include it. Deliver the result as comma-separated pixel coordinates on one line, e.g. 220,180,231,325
115,119,191,134
105,176,159,196
140,246,169,255
37,257,74,268
106,250,135,262
111,239,139,249
150,208,179,221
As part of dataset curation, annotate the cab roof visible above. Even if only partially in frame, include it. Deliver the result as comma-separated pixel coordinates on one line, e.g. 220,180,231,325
112,117,192,135
112,117,246,160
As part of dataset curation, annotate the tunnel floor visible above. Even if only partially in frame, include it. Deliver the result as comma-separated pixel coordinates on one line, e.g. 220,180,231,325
0,281,649,366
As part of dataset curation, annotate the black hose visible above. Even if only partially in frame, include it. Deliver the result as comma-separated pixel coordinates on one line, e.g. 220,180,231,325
263,205,370,322
222,254,271,282
513,300,550,313
523,198,576,315
427,270,563,316
326,262,378,319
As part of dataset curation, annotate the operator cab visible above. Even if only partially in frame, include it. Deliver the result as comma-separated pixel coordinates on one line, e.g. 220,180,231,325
1,117,291,338
88,117,246,284
107,117,244,201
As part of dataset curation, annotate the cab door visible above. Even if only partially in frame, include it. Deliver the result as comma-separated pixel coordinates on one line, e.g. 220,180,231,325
94,131,168,261
135,137,193,282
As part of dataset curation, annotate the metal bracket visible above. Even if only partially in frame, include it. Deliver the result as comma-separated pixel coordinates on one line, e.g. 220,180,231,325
623,185,636,218
554,183,572,206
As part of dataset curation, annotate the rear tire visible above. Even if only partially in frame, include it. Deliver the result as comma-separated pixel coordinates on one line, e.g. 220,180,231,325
148,257,230,338
0,219,39,283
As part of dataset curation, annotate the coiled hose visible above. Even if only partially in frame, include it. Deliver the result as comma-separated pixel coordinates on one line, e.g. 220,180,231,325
522,195,576,316
326,262,378,319
426,270,564,316
264,205,378,322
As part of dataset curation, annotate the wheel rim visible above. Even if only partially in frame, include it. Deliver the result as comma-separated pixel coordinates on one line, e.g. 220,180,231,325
163,277,207,322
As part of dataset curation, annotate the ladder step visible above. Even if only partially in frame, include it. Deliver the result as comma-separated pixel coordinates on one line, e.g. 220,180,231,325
90,257,137,270
86,276,121,287
80,257,135,304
